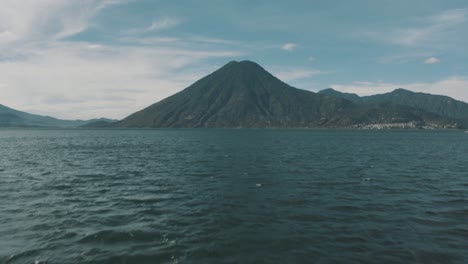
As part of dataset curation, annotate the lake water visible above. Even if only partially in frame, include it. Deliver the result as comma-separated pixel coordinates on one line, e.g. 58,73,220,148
1,129,467,264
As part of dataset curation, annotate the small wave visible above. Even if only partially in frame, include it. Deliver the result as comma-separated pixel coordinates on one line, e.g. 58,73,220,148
288,214,328,222
438,208,468,218
277,199,311,206
50,183,73,191
3,249,42,264
334,235,367,243
79,230,166,244
412,249,464,264
186,172,215,177
75,173,108,178
96,252,179,264
40,171,52,176
432,198,468,206
407,216,446,227
445,227,468,238
328,205,362,212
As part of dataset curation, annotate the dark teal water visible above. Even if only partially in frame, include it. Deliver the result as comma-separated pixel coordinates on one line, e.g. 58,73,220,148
1,129,467,264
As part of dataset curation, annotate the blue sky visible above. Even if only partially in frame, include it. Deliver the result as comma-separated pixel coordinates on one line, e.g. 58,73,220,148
1,0,467,119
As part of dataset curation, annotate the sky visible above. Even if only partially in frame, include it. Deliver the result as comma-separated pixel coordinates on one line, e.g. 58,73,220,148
1,0,468,120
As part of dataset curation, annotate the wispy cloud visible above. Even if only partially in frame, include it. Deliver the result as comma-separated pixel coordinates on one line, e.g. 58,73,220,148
119,36,181,45
434,8,467,24
0,42,243,119
377,52,433,64
0,0,123,46
331,76,468,103
189,36,240,45
148,17,182,32
269,65,323,83
281,43,297,52
274,69,322,81
367,8,468,48
0,1,245,119
124,17,183,35
424,57,440,64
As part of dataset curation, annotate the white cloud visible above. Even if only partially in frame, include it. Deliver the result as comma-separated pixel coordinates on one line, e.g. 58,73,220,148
424,57,440,64
148,17,182,31
0,0,122,46
0,42,243,119
281,43,297,51
267,66,323,91
378,52,432,64
273,68,322,82
124,17,183,35
0,1,244,120
330,77,468,103
434,8,467,24
368,8,468,48
189,36,240,45
389,28,432,46
119,36,181,45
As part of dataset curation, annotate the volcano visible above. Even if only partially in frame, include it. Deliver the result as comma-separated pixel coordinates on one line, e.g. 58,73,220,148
115,61,358,128
114,60,460,128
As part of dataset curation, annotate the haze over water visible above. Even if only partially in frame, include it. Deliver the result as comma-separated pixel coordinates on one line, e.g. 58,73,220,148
1,129,467,264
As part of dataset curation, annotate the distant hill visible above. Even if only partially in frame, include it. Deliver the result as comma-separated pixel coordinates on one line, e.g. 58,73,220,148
0,112,27,127
364,89,468,120
0,104,115,128
114,61,462,128
80,120,116,128
319,88,468,122
318,88,362,103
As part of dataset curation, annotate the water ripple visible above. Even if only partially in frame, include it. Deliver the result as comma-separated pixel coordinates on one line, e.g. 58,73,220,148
1,129,468,263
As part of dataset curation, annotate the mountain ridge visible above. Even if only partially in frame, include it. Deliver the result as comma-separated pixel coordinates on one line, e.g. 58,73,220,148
0,104,115,128
2,60,467,129
114,60,462,129
319,88,468,121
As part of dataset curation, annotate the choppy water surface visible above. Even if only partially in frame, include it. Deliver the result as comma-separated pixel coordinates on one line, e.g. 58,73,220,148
1,129,467,264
